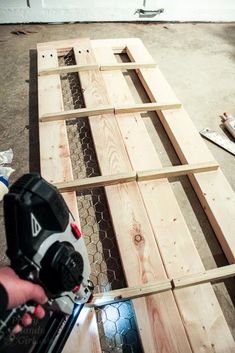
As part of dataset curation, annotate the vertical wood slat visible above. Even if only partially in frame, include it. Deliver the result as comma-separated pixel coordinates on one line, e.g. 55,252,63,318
126,39,235,264
37,45,102,353
74,39,192,353
92,43,235,352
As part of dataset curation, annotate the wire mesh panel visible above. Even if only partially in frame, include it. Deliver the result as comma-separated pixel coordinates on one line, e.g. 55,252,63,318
58,51,143,353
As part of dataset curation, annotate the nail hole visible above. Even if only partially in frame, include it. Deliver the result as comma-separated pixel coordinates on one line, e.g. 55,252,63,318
42,55,45,58
50,54,53,57
86,49,89,53
79,50,81,54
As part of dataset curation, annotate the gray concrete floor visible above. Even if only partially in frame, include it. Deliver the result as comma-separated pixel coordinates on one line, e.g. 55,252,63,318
0,23,234,335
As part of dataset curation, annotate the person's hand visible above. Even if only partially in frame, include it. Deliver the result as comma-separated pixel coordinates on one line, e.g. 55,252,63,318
0,267,47,334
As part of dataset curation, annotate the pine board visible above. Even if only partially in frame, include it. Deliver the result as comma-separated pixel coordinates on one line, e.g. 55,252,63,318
92,42,235,352
74,38,192,353
37,44,102,353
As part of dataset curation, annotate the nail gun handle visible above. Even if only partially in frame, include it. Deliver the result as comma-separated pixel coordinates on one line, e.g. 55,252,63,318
0,302,36,344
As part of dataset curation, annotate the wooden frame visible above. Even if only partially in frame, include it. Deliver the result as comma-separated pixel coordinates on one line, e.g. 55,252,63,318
37,37,235,353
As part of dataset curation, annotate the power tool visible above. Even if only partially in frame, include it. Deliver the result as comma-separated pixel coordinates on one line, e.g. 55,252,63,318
0,173,93,345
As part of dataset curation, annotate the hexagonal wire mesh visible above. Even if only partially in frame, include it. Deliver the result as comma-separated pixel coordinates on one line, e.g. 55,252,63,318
58,50,143,353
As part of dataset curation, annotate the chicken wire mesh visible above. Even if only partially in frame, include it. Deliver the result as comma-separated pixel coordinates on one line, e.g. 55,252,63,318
58,50,143,353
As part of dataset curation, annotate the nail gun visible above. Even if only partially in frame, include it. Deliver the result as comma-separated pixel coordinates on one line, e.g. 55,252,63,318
0,173,93,346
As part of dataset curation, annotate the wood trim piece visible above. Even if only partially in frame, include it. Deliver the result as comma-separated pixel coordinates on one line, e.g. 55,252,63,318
115,102,182,114
90,264,235,306
55,162,219,192
38,62,156,76
75,39,192,353
40,105,114,122
55,171,136,192
173,264,235,289
37,46,102,353
40,102,181,122
100,62,156,70
90,279,172,307
138,161,219,181
126,39,235,264
38,63,99,76
94,41,235,352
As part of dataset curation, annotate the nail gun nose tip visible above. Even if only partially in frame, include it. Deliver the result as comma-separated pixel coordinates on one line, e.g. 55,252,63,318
87,294,93,303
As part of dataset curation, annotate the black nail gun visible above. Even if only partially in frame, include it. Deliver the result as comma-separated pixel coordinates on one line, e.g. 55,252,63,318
0,173,93,350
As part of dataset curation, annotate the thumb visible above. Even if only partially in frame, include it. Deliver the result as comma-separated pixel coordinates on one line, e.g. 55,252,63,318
20,280,48,305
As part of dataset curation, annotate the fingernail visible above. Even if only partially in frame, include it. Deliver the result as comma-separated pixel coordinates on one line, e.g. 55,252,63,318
34,304,40,316
43,296,48,304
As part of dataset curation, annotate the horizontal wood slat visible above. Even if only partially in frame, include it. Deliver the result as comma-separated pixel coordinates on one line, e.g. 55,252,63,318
55,161,219,192
89,264,235,306
173,264,235,289
38,61,156,76
40,102,181,122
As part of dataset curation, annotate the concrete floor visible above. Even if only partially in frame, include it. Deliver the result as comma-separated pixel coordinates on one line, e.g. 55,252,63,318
0,23,234,335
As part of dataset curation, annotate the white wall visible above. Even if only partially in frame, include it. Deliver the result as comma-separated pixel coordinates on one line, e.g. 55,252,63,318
0,0,235,23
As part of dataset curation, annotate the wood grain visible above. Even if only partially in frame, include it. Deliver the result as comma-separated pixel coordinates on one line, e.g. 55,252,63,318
126,39,235,264
37,46,102,353
75,39,192,353
93,41,235,352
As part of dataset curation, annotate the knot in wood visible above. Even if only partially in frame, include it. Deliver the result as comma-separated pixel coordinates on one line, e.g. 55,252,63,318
133,233,145,248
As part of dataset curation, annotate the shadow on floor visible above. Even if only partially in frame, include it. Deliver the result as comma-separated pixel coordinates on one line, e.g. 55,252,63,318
28,49,40,173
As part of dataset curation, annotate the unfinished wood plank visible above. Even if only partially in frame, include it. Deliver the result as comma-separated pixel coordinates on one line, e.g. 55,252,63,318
37,46,102,353
37,38,126,55
55,171,136,192
62,307,102,353
75,39,192,353
173,264,235,289
126,39,235,264
38,63,99,76
93,42,235,352
100,62,156,70
40,105,114,122
138,161,219,181
115,102,182,114
89,279,171,307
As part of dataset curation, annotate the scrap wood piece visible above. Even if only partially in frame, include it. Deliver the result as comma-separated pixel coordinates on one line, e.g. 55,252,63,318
37,45,102,353
126,39,235,264
93,40,235,352
75,38,192,353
